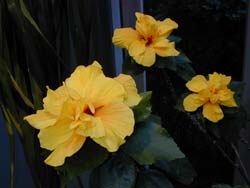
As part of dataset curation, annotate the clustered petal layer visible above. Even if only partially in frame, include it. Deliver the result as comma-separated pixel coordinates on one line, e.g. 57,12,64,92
183,72,237,122
112,12,179,67
24,61,141,167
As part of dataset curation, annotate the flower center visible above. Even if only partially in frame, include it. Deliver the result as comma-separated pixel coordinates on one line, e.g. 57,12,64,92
84,107,94,115
145,36,153,46
83,103,95,116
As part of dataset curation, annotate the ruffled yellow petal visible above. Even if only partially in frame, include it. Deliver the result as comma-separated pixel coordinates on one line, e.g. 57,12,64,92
65,62,104,99
114,74,141,107
217,88,235,101
43,86,68,115
208,72,231,89
183,94,206,112
157,18,178,37
220,98,237,107
153,39,179,57
112,28,140,49
135,12,156,38
24,110,57,129
186,75,208,92
133,47,156,67
38,118,73,150
128,40,146,57
76,116,105,138
203,103,224,122
87,76,125,108
45,134,86,167
218,89,237,107
93,101,134,152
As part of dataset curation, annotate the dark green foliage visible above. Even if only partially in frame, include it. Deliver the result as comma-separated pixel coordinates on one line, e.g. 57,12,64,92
132,91,152,123
123,115,185,165
154,158,197,185
155,53,195,81
135,170,174,188
89,153,137,188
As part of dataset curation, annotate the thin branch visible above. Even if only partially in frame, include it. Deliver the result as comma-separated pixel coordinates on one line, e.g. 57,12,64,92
231,143,250,187
188,114,250,186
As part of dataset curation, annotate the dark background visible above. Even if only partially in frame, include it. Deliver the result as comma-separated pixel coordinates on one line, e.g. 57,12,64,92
145,0,249,187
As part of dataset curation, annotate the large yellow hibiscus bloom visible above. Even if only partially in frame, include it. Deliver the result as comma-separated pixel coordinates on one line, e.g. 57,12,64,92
24,61,141,167
183,72,237,123
112,12,179,67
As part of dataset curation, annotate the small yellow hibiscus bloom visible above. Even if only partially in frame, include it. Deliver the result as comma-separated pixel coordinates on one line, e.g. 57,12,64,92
112,12,180,67
183,72,237,123
24,61,141,167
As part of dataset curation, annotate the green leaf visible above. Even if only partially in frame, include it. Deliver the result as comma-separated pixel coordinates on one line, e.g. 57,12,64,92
57,139,109,179
155,53,196,81
0,57,34,110
123,115,185,165
8,70,34,109
154,158,197,185
135,170,174,188
19,0,59,57
89,153,137,188
132,91,152,123
19,0,43,37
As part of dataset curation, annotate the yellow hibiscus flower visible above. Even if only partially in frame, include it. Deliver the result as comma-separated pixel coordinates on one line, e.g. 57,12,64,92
24,61,141,167
112,12,180,67
183,72,237,123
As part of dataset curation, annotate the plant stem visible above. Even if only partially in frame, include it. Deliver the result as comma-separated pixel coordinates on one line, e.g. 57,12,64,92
76,176,84,188
59,175,67,188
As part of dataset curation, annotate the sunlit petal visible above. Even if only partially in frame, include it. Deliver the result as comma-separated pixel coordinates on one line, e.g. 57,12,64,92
88,76,125,108
65,62,104,98
93,101,134,152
